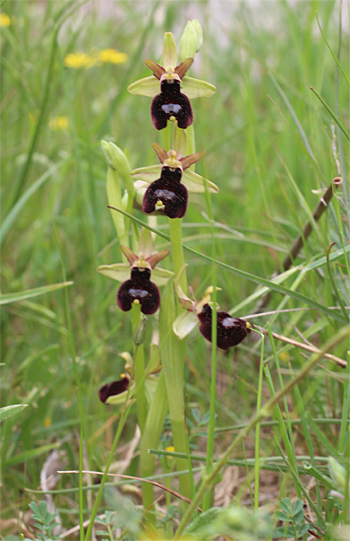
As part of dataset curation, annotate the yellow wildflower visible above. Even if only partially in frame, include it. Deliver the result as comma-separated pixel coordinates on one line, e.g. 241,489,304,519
44,417,52,428
0,13,10,27
165,446,175,453
98,48,128,64
49,116,69,131
64,52,98,69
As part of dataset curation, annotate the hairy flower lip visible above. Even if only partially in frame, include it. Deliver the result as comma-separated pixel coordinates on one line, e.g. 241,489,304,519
142,165,188,219
117,267,161,315
198,304,251,350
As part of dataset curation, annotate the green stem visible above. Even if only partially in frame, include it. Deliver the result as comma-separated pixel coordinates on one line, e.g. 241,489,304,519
160,279,191,501
131,304,146,434
174,325,349,537
168,218,187,294
140,371,168,525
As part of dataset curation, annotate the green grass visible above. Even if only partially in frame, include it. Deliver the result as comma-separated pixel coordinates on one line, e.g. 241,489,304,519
1,1,349,539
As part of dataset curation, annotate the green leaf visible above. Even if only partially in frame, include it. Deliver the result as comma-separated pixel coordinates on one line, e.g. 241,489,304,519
0,158,66,247
279,497,293,514
274,510,290,521
0,281,73,305
127,76,159,97
293,499,304,515
0,404,28,422
162,32,177,66
4,442,60,466
173,310,198,340
185,507,221,533
310,87,350,141
182,76,216,98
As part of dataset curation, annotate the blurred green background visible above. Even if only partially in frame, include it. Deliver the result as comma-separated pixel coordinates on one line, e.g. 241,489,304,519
1,0,349,532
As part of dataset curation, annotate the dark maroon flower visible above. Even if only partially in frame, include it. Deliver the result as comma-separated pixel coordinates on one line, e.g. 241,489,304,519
99,375,130,404
151,79,193,130
117,267,160,315
197,304,250,350
143,166,188,219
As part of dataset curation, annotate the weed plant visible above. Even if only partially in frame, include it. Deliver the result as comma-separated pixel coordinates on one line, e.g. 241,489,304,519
1,1,349,540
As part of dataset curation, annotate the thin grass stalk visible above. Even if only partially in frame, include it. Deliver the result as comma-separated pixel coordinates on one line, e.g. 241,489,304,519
339,351,350,454
131,304,146,434
55,227,86,539
174,325,349,537
254,333,264,510
84,398,135,541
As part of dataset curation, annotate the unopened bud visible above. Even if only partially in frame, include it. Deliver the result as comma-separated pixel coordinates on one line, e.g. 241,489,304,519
179,20,203,63
133,316,147,346
101,141,134,196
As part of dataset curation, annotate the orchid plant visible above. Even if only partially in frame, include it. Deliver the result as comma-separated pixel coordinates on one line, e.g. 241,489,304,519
95,20,251,532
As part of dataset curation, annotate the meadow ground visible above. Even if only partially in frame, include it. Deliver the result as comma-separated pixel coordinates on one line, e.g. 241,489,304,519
1,1,349,539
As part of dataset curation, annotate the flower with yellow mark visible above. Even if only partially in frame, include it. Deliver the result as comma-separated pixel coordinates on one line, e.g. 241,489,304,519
0,13,10,27
98,48,128,64
49,116,69,131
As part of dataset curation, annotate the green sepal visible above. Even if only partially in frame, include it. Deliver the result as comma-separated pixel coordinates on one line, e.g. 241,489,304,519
131,165,161,182
173,310,199,340
182,169,218,193
162,32,178,67
106,382,135,405
97,263,173,287
182,76,216,98
97,263,130,283
127,76,160,97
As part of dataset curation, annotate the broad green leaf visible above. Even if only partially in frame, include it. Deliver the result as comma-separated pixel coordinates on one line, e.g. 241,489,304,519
127,76,159,97
182,169,218,193
162,32,177,66
0,404,28,422
0,282,73,305
131,165,161,182
182,76,216,98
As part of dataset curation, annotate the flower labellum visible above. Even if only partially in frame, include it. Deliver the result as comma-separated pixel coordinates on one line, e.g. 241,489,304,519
151,75,193,130
117,266,160,315
143,166,188,219
198,304,251,350
99,374,130,404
